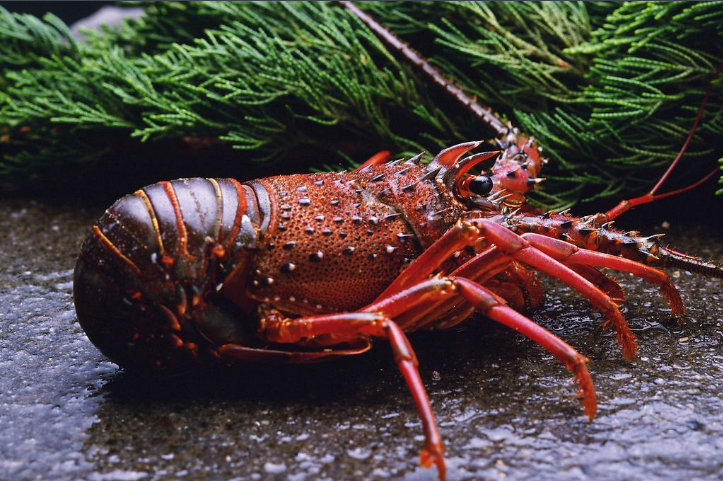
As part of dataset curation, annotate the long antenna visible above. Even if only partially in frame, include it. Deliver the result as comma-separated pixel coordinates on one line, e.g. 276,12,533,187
603,61,723,221
338,1,508,137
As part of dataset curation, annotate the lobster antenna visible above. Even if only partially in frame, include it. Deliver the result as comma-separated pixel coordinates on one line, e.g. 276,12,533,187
338,1,508,137
603,61,723,221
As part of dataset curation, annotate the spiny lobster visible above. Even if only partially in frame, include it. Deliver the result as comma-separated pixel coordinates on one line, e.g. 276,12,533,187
73,3,723,480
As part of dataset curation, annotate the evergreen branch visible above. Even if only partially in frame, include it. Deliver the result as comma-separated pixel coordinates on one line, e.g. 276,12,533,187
0,2,721,209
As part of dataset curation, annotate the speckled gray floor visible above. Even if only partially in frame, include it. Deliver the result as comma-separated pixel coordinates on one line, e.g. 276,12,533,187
1,196,722,481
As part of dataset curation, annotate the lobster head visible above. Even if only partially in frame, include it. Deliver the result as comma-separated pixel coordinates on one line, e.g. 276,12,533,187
424,132,546,213
352,136,546,251
490,130,546,206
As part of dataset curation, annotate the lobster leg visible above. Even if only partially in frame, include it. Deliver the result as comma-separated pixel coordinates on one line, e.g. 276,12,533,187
483,278,527,312
457,264,544,314
409,250,623,334
376,219,636,359
450,277,595,420
439,228,683,341
373,220,479,301
369,277,595,420
364,277,595,421
217,340,371,363
262,276,596,481
494,262,545,311
568,265,626,306
452,236,636,359
522,233,684,316
261,310,446,480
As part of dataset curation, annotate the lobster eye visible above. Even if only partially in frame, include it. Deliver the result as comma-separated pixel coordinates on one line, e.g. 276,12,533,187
468,175,493,196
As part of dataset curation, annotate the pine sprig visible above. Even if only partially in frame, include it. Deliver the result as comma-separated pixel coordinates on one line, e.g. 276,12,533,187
0,8,78,68
0,2,721,209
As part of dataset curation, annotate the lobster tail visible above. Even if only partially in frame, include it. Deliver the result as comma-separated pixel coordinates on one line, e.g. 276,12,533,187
74,178,260,372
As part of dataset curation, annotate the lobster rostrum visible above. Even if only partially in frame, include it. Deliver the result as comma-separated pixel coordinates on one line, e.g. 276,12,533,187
74,131,723,480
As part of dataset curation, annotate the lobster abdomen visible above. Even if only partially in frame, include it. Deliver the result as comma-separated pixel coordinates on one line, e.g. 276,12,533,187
74,178,260,371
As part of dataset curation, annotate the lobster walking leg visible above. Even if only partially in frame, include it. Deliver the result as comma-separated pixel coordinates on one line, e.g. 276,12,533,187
262,276,596,481
262,311,445,480
373,220,479,300
483,278,527,312
452,234,636,359
450,277,595,420
568,265,626,305
455,265,544,314
369,277,595,420
376,219,636,358
494,262,545,311
522,233,684,316
408,248,626,336
217,341,371,363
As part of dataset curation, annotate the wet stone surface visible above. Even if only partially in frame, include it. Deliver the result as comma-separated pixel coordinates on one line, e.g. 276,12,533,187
1,196,723,481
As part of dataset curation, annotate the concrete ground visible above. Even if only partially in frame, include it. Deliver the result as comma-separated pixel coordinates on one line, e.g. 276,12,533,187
1,195,722,481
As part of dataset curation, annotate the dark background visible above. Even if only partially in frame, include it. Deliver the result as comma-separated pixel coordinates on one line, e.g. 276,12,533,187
1,1,110,23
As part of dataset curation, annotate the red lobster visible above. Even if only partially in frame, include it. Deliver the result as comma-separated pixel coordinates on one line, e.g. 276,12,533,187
73,5,723,481
73,137,722,479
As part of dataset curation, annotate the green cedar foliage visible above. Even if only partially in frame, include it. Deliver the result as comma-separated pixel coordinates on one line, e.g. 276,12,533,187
0,2,721,208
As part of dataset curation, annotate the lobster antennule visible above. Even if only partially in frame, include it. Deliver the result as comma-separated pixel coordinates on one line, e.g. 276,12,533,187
657,247,723,279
